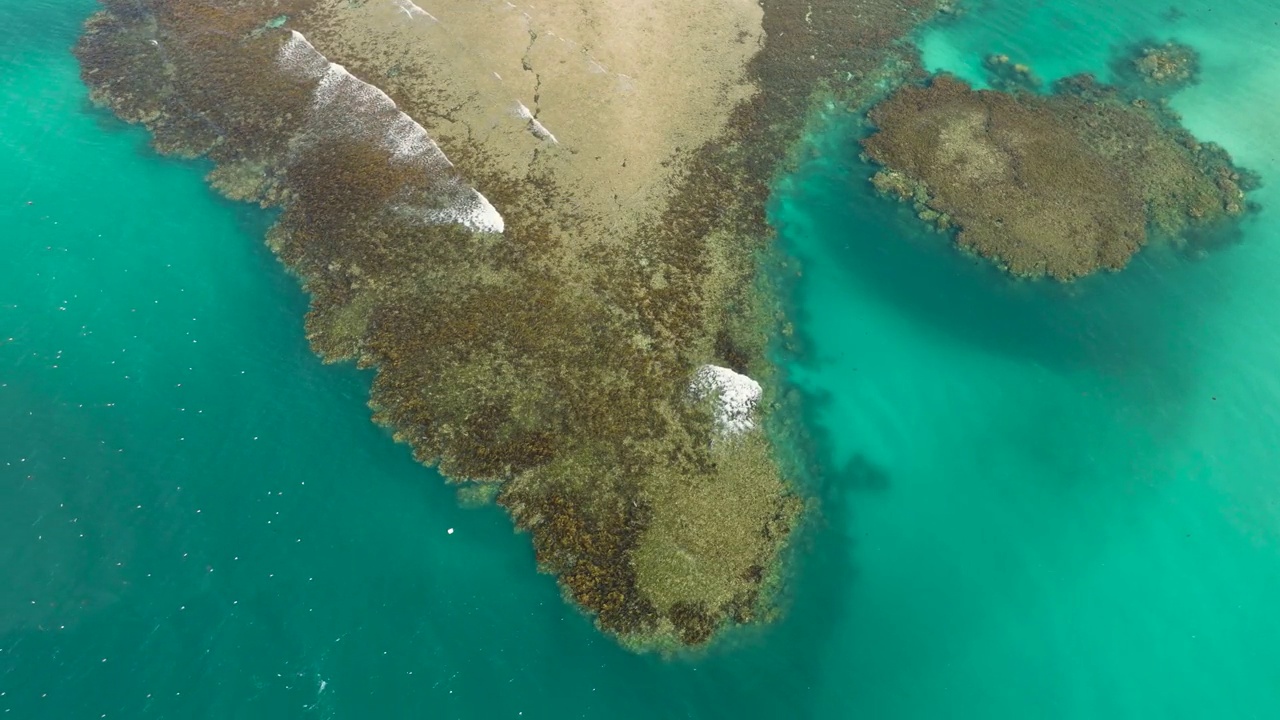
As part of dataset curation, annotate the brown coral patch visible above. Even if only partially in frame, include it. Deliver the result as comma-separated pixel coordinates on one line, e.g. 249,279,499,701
1131,41,1200,88
863,74,1249,280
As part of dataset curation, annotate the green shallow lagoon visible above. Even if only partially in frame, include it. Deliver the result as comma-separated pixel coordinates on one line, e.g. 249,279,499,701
3,0,1280,718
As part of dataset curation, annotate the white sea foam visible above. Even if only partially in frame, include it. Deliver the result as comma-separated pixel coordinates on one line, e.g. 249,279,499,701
309,61,450,170
514,102,558,143
392,0,438,22
275,31,504,233
277,31,329,78
690,365,762,435
421,181,506,233
528,119,557,143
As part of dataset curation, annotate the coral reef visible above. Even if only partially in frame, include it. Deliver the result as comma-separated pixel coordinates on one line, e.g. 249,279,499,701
75,0,943,648
983,53,1042,93
862,73,1251,280
1131,40,1200,88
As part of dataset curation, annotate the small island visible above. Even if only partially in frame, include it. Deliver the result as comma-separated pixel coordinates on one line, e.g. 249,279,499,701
863,70,1251,280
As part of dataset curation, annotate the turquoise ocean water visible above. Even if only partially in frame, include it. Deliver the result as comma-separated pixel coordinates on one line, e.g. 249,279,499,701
3,0,1279,718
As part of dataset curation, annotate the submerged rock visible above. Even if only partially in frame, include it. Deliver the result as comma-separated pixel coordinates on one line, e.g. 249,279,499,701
862,72,1250,280
1131,40,1200,88
982,53,1042,93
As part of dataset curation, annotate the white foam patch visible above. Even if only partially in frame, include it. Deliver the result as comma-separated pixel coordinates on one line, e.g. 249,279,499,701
423,184,505,233
277,31,329,77
392,0,438,22
528,119,557,143
514,102,558,143
690,365,762,435
275,31,504,233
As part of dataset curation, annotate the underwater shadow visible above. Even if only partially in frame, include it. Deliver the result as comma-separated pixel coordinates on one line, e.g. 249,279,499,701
667,386,878,719
781,141,1242,410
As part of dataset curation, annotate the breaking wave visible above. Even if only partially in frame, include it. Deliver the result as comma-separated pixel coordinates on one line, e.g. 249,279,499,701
276,30,504,233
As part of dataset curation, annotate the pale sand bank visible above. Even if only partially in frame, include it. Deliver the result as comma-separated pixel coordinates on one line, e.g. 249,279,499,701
296,0,761,242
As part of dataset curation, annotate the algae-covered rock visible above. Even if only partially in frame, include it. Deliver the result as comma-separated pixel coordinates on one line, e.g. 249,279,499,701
862,72,1250,280
1132,40,1199,88
982,53,1042,93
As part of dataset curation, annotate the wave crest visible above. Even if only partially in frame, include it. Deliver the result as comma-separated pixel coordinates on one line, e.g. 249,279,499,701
276,30,504,233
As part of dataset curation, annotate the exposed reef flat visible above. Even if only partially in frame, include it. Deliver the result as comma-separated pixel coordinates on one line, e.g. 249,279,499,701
75,0,941,648
863,72,1253,280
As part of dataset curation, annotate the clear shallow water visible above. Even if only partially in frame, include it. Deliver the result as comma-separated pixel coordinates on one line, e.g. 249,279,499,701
780,0,1280,716
2,1,1279,719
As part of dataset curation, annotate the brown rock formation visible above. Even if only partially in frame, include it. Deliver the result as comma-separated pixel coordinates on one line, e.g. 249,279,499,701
1133,41,1200,87
863,74,1249,280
